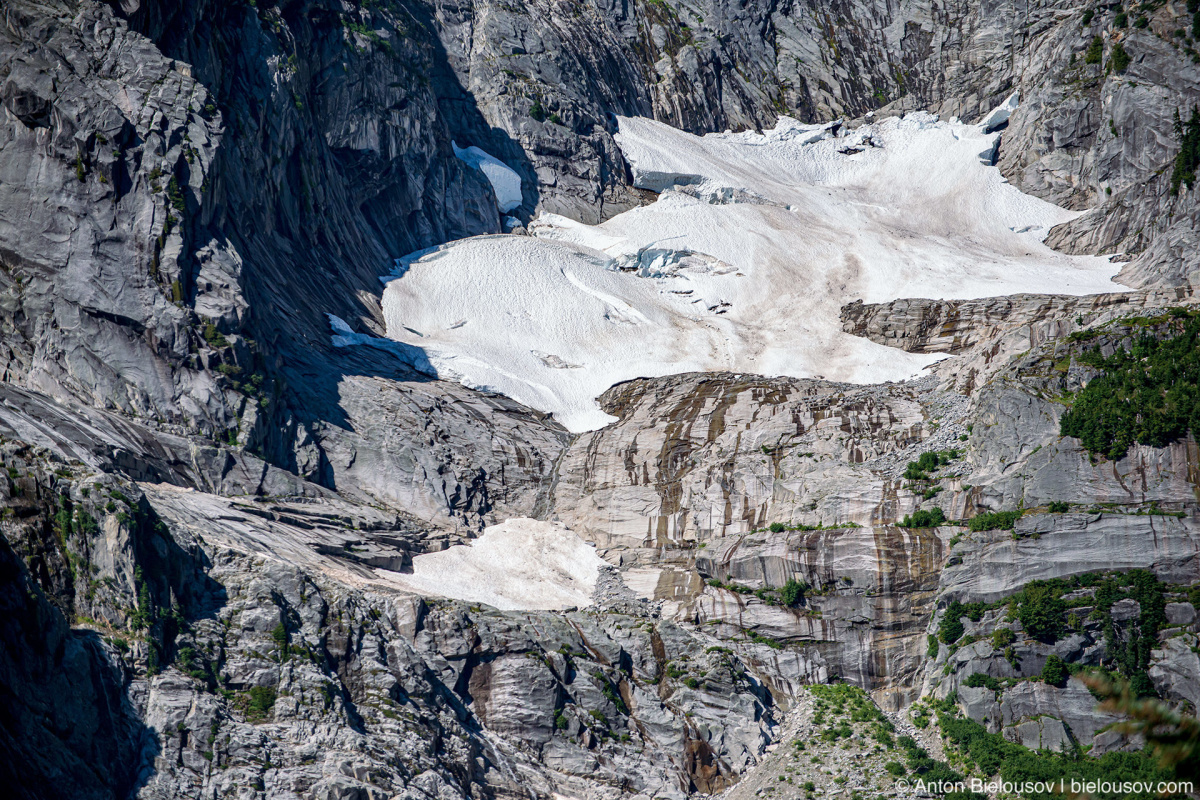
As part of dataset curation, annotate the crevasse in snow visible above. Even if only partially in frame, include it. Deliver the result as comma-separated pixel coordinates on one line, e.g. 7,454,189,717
376,107,1125,432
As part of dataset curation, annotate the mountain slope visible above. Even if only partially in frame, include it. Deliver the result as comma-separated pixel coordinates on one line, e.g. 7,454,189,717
1,1,1199,799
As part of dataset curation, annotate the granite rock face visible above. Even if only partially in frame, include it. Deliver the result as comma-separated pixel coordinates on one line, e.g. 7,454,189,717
553,373,958,547
1005,7,1200,288
3,0,1200,796
4,0,1200,534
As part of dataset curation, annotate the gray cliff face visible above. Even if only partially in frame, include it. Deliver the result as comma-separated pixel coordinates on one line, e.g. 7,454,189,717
998,3,1200,285
3,0,1200,798
0,452,786,800
0,1,228,427
3,0,1197,531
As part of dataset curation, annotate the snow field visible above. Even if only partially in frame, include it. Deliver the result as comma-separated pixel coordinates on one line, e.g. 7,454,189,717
378,106,1126,431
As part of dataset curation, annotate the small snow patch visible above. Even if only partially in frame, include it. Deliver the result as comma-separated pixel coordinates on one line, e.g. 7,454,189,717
453,141,523,212
328,314,368,348
390,519,606,611
980,91,1019,132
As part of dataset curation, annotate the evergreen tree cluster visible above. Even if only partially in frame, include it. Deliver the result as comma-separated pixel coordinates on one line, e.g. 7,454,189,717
1060,312,1200,459
1171,108,1200,195
938,710,1180,800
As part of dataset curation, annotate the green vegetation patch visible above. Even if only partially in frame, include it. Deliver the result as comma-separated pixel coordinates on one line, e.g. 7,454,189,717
900,507,946,528
1108,41,1131,73
937,706,1182,799
765,520,862,533
706,577,808,608
1060,313,1200,459
1171,108,1200,195
964,672,1002,691
942,570,1174,693
240,686,277,722
903,449,959,481
967,510,1023,532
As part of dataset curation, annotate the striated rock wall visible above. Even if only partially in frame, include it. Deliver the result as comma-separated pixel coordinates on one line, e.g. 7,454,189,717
693,525,945,707
0,447,797,800
553,373,953,548
840,289,1200,394
1003,4,1200,286
838,292,1197,356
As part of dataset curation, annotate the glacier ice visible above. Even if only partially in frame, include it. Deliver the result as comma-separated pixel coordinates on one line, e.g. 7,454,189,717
376,111,1125,432
980,91,1020,132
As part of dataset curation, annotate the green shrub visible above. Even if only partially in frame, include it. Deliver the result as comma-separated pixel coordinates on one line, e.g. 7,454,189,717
202,323,229,349
779,578,807,607
964,672,1002,691
1082,9,1094,24
1041,654,1068,687
1109,42,1131,73
1016,582,1067,642
885,761,906,776
968,510,1022,531
244,686,276,721
167,175,185,212
941,715,1024,778
1114,11,1128,27
77,509,98,535
769,521,785,533
991,627,1016,649
902,450,959,481
1047,501,1070,513
900,507,946,528
939,604,966,644
54,505,74,538
1085,35,1104,64
1129,671,1157,698
927,634,940,658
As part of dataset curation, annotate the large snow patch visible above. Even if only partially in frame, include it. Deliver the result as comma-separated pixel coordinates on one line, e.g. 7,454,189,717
391,518,606,611
382,110,1126,431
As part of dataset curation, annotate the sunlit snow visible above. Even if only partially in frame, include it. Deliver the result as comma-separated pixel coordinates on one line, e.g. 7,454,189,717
391,518,606,611
379,108,1126,431
453,141,523,212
